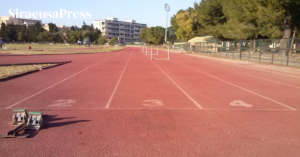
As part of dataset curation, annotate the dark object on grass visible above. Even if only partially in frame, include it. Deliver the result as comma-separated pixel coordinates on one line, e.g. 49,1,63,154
28,46,31,49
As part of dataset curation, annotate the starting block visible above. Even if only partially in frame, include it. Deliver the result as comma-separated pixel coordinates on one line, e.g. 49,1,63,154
27,112,44,130
1,109,44,138
12,109,28,126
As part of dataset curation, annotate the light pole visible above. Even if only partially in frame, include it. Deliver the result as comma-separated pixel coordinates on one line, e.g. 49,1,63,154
165,4,170,44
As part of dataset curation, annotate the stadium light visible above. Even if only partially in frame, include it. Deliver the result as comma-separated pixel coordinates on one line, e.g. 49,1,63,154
165,4,170,44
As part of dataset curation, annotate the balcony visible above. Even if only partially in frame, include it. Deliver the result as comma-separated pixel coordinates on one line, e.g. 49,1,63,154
106,25,119,28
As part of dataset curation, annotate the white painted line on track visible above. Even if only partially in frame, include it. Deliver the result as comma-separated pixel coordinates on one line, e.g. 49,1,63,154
150,60,203,109
174,61,296,111
5,53,122,109
0,108,295,111
189,54,300,79
211,65,300,89
105,52,133,108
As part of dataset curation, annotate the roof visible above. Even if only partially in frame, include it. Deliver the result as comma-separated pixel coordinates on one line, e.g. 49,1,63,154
188,36,215,43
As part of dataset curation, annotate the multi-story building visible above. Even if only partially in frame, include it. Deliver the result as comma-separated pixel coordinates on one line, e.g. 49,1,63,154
42,24,70,31
93,18,147,44
0,15,42,28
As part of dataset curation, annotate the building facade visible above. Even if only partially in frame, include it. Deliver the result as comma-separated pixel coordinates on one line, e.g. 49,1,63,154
0,15,42,28
93,18,147,44
42,24,70,31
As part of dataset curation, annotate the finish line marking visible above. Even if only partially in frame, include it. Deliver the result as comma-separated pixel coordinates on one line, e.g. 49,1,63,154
6,53,122,109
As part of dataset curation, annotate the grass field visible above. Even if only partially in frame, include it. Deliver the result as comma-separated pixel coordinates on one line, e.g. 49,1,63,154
0,44,124,55
0,64,56,79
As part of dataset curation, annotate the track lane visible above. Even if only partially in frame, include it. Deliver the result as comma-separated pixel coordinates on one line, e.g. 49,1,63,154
164,52,299,109
0,51,124,109
108,48,200,109
3,51,131,109
142,50,290,110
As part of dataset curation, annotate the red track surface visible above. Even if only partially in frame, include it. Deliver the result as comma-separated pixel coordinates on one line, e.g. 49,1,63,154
1,47,300,156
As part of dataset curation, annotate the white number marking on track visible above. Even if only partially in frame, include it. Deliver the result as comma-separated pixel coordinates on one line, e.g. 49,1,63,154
230,100,253,108
48,99,76,107
143,100,164,107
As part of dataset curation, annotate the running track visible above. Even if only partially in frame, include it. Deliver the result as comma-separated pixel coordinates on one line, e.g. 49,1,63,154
0,47,300,156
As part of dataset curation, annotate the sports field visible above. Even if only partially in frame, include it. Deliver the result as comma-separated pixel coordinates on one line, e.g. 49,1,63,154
0,47,300,156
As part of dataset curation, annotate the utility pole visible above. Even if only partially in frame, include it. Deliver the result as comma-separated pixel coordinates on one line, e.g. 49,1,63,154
165,4,170,44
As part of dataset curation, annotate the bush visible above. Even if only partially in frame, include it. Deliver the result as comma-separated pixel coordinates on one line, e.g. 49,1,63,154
109,38,117,46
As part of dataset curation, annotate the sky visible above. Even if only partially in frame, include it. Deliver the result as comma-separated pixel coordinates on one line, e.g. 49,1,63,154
1,0,198,27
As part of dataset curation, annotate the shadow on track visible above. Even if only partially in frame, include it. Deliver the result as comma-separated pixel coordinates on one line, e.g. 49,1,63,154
27,115,90,138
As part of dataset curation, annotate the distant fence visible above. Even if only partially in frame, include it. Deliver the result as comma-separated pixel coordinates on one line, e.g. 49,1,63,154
193,38,300,67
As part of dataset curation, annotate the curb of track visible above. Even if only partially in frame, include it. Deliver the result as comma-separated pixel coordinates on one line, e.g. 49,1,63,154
0,61,71,82
0,47,127,56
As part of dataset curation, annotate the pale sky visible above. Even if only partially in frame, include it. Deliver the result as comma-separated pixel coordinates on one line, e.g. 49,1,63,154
1,0,198,27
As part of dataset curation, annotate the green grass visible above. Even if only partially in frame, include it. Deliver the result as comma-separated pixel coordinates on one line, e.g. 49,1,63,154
0,64,55,79
0,44,124,55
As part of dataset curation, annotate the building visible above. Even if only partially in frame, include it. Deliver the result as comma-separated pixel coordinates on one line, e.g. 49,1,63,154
0,15,42,28
42,24,70,31
93,18,147,44
42,23,50,31
57,25,70,30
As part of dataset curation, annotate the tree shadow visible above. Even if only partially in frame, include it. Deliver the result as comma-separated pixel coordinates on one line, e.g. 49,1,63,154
26,115,90,138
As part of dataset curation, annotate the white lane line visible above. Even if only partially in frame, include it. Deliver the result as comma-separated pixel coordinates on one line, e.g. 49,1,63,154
105,52,133,108
5,53,122,109
190,54,300,79
150,61,203,109
174,52,300,89
0,108,295,111
223,67,300,89
174,60,296,111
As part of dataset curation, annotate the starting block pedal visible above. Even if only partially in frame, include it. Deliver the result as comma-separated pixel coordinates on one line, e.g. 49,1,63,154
1,109,44,138
12,109,28,126
27,112,44,130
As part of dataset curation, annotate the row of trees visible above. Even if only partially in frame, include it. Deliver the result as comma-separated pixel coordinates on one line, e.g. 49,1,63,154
171,0,300,41
0,21,103,44
138,26,166,44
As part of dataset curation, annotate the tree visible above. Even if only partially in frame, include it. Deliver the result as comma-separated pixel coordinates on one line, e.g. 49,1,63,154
70,26,76,31
109,38,117,46
256,0,300,56
138,27,148,43
169,35,177,45
146,26,165,44
195,0,227,39
0,23,7,40
175,11,197,41
6,23,17,42
37,31,53,42
170,10,185,30
67,31,82,43
16,25,27,42
26,22,44,42
52,33,65,43
48,23,59,33
18,32,26,42
98,36,107,45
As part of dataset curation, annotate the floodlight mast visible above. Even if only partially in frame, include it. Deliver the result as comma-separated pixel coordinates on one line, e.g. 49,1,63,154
165,4,170,44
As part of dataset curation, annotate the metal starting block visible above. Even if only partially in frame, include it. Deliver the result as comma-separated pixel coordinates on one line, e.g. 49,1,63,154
27,112,44,130
1,109,44,138
12,109,28,126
